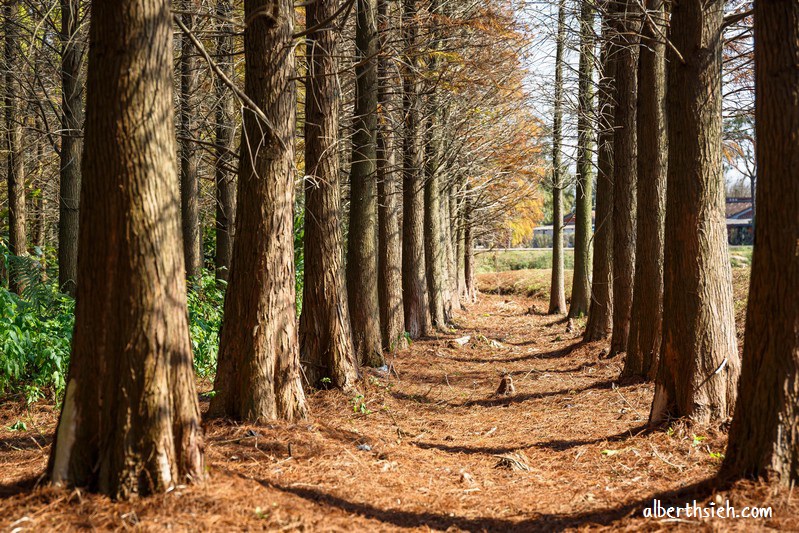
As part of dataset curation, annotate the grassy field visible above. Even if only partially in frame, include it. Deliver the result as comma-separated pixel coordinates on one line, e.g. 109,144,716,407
477,245,753,273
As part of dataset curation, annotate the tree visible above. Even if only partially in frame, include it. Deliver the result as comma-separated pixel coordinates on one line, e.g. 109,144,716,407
622,0,667,379
5,0,27,295
299,0,359,390
608,0,640,356
347,0,384,366
722,0,799,484
584,18,614,342
179,0,202,279
57,0,84,296
213,0,236,283
377,0,407,351
402,0,432,337
568,0,595,319
649,0,740,425
47,0,204,498
209,0,307,422
548,0,567,316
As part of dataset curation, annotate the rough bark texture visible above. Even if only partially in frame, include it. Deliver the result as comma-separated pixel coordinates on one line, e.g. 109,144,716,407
180,0,202,279
299,0,359,390
722,0,799,484
608,0,640,356
464,197,477,304
209,0,308,422
622,0,667,379
58,0,84,296
47,0,204,499
347,0,384,366
401,0,431,337
214,0,236,283
568,0,595,319
377,0,407,351
5,0,26,294
424,112,446,328
548,0,567,316
649,0,740,425
584,24,614,343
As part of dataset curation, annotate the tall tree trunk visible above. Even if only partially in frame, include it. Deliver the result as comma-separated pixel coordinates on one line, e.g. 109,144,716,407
424,112,446,327
180,0,202,279
32,115,46,250
48,0,204,498
608,0,640,356
722,0,799,483
376,0,406,351
58,0,84,296
584,23,614,342
210,0,307,422
401,0,431,337
455,179,467,303
299,0,359,390
5,0,26,295
548,0,567,315
622,0,667,379
649,0,739,425
441,179,459,316
347,0,384,366
463,197,477,304
214,0,236,283
568,0,594,319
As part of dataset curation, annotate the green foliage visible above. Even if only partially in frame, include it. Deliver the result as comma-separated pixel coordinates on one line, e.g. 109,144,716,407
0,257,226,402
351,393,371,414
187,272,226,377
0,282,74,403
294,206,305,313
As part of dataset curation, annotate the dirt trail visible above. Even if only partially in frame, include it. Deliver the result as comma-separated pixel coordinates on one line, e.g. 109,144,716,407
0,293,795,531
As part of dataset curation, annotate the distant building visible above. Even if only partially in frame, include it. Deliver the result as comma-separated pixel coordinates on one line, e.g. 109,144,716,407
726,197,753,245
529,200,753,248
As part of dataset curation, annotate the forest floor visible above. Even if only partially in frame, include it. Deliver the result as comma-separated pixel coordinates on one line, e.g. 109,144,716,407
1,268,796,532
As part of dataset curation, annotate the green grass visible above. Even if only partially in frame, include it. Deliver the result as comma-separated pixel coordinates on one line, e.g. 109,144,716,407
476,249,575,273
478,245,753,273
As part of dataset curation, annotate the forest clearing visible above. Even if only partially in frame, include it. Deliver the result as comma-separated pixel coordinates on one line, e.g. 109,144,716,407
2,268,797,531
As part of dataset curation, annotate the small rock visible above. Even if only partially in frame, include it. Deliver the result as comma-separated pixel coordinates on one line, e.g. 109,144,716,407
357,444,372,452
459,470,476,485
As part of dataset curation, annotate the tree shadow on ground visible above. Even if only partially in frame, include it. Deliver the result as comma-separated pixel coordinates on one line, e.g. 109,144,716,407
533,423,652,451
264,477,724,532
454,378,636,408
438,342,583,365
0,434,51,452
411,440,534,456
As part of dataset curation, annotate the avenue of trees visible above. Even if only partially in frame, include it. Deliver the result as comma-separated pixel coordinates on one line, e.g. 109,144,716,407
0,0,797,500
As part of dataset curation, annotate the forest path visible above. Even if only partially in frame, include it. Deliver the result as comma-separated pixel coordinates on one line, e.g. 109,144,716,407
0,293,790,531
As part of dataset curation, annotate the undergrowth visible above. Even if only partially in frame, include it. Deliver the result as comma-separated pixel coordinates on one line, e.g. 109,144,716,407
1,241,225,402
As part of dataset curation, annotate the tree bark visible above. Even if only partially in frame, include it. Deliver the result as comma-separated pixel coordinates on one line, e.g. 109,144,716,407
608,0,640,356
347,0,384,366
58,0,84,296
568,0,594,319
622,0,667,379
424,112,446,328
180,0,202,279
299,0,359,390
464,196,477,304
376,0,407,351
5,0,26,295
548,0,567,316
649,0,740,425
47,0,204,498
210,0,308,422
214,0,236,283
401,0,431,337
722,0,799,484
584,20,614,343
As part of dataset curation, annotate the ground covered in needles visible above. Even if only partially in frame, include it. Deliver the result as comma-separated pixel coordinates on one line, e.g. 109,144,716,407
0,269,795,531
